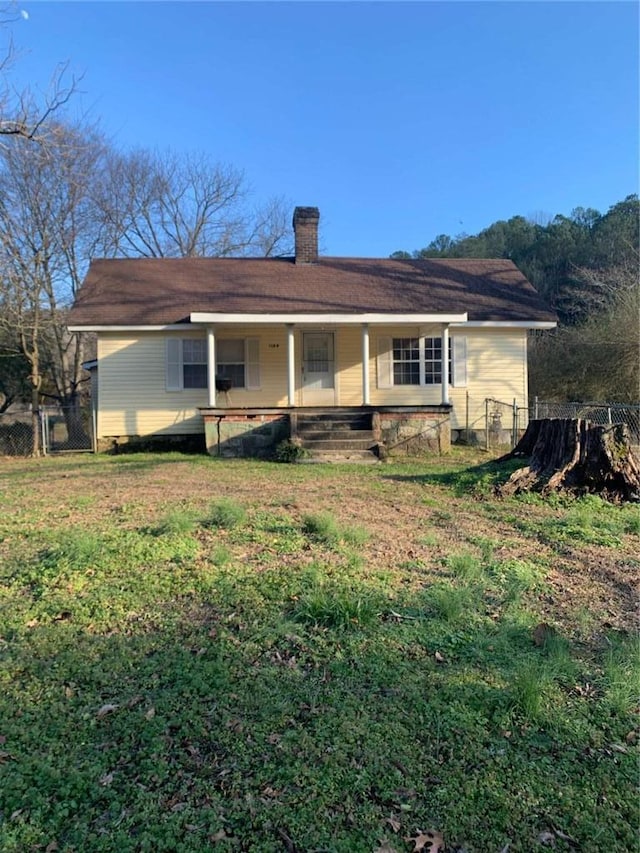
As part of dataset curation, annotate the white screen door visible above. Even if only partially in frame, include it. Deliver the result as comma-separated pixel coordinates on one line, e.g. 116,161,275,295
302,332,336,405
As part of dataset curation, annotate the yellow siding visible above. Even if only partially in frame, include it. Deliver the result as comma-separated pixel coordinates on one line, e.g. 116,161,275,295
335,327,364,406
449,329,528,430
97,326,528,436
367,327,527,429
98,333,205,436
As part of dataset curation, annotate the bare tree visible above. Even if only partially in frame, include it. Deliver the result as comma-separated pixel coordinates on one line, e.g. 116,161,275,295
0,122,108,450
95,148,292,258
0,4,78,142
529,259,640,403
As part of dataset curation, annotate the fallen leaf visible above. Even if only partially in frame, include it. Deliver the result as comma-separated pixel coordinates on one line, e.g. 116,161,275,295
374,844,399,853
434,651,445,663
145,707,156,720
533,623,556,647
99,772,114,786
386,816,401,833
209,828,227,842
96,703,118,718
185,823,200,831
625,729,638,744
609,742,628,754
45,843,59,853
538,830,556,846
553,828,578,845
0,750,16,763
408,830,444,852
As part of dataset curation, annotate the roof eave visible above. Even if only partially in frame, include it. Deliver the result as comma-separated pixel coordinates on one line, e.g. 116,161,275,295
189,312,469,325
450,320,557,329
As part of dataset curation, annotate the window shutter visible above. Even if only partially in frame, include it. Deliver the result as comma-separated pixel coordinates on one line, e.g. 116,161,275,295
452,336,467,387
245,337,260,390
166,338,182,391
376,336,393,389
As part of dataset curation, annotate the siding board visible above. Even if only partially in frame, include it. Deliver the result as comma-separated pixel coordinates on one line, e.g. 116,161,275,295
96,326,528,437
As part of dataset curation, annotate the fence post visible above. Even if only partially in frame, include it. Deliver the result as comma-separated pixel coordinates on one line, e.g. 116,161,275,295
92,406,98,453
534,395,539,420
485,398,489,451
512,398,518,449
40,410,47,456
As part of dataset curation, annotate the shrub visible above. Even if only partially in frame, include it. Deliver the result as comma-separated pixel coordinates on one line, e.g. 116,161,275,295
274,438,308,463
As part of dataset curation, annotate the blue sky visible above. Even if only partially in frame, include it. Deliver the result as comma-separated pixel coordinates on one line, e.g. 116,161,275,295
10,1,639,257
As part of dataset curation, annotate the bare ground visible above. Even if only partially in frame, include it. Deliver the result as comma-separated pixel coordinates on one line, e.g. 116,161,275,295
1,452,638,635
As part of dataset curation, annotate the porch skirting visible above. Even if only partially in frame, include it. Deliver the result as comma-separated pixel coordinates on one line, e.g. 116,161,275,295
200,406,452,458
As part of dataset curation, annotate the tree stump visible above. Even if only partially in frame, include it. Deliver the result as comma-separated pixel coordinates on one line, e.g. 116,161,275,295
497,418,640,503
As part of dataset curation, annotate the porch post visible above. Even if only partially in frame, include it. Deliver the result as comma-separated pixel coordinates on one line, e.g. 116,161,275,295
441,324,450,405
361,323,370,405
286,324,295,407
207,326,217,407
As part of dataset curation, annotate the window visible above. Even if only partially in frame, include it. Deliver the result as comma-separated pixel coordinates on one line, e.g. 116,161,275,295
216,339,246,388
182,339,208,389
378,334,466,389
392,337,450,386
424,337,443,385
393,337,420,385
166,337,260,392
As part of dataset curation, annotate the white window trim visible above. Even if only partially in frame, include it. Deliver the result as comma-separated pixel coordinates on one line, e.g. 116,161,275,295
377,334,467,389
166,337,260,392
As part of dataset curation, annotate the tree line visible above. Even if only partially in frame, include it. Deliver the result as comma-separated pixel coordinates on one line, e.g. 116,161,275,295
0,123,293,450
392,196,639,402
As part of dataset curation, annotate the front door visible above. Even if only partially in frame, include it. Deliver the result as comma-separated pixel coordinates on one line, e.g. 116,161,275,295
301,331,336,406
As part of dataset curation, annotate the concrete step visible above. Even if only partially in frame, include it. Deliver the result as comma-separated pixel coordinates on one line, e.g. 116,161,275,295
297,418,371,432
299,437,376,451
298,429,375,442
301,449,380,464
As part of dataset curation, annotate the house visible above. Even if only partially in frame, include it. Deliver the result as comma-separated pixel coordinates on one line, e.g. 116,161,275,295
68,206,556,458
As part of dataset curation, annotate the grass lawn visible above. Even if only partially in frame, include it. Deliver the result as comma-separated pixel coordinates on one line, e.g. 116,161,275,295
0,449,638,852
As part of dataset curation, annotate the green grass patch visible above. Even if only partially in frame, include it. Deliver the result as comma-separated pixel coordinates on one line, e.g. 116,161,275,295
0,453,637,852
205,497,247,529
302,511,369,548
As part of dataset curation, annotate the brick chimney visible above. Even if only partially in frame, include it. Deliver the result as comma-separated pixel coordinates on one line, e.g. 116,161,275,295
293,206,319,263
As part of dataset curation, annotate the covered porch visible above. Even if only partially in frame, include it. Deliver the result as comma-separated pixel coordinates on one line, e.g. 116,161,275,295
190,310,467,411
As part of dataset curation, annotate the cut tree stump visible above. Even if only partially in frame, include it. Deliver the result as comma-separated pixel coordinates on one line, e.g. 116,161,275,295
497,418,640,503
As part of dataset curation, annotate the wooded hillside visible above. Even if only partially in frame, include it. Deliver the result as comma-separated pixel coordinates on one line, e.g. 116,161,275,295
392,195,639,402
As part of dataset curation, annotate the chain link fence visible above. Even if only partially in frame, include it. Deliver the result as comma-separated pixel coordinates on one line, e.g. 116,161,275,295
480,398,640,451
0,411,35,456
530,399,640,444
0,405,95,456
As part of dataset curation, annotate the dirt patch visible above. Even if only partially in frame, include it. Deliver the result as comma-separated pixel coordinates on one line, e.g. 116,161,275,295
2,453,637,635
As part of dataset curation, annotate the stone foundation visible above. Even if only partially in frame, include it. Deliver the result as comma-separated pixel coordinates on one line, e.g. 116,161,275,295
203,412,290,458
374,409,451,456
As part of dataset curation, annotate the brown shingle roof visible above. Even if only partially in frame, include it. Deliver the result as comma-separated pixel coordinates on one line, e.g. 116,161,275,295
68,256,556,326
